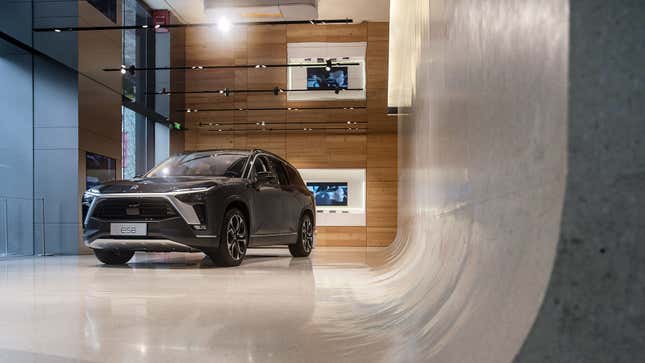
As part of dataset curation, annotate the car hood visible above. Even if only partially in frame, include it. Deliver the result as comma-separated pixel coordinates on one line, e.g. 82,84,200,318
92,176,239,194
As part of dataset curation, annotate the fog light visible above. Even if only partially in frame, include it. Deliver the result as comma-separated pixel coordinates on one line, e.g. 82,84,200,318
193,225,207,231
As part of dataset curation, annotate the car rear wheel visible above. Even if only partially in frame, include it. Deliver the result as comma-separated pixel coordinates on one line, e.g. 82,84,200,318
289,214,313,257
208,208,248,267
93,249,135,265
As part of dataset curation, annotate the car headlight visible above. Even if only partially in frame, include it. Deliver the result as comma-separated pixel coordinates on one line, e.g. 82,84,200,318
174,187,211,203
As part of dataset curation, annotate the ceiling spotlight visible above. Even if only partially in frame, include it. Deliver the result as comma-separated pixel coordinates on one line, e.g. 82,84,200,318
347,121,351,124
238,108,244,111
142,25,148,29
54,29,62,33
255,65,261,69
120,65,126,75
309,20,315,24
217,17,232,33
261,121,266,126
272,87,280,96
187,109,192,113
325,59,332,71
219,90,225,94
208,122,213,126
127,65,136,76
224,88,231,97
192,66,203,70
154,24,161,29
334,86,341,94
217,129,223,132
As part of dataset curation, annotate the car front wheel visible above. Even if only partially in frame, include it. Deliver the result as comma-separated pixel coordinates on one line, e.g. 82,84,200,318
289,214,313,257
93,249,135,265
208,208,248,267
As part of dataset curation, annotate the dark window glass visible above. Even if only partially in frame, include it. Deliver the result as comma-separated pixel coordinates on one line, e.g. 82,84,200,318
145,152,248,177
252,156,268,176
87,0,117,23
269,157,289,186
285,164,305,187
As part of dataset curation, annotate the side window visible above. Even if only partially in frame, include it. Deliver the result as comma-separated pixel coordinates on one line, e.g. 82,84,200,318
285,164,305,187
269,157,289,186
251,156,267,176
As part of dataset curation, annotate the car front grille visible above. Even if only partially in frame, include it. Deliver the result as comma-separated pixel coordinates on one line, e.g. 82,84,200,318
92,198,178,221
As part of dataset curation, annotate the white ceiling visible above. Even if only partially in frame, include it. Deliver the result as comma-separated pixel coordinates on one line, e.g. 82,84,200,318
142,0,389,24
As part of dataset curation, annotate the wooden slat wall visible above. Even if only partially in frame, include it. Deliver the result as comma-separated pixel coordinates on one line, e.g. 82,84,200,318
177,22,396,247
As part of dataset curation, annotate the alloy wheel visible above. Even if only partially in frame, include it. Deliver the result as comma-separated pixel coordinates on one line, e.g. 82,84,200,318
226,214,247,260
302,217,314,252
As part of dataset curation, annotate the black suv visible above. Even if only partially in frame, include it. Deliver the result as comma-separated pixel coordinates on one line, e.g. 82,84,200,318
83,149,315,266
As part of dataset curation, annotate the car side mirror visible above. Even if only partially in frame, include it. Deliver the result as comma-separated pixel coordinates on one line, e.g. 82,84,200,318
255,171,276,185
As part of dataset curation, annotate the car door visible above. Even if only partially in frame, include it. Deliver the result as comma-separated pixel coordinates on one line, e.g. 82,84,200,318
267,157,299,234
249,155,284,236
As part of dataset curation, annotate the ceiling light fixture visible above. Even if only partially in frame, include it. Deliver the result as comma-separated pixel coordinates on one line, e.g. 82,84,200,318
103,62,359,72
180,106,366,112
36,19,353,32
325,59,332,71
217,17,232,33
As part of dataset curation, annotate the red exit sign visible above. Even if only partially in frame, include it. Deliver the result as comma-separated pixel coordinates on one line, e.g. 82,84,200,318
153,10,170,33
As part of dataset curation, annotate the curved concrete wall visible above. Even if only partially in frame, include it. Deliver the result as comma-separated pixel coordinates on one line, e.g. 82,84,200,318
391,0,568,360
312,1,568,362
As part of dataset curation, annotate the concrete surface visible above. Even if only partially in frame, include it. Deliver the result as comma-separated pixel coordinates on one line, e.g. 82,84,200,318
517,1,645,361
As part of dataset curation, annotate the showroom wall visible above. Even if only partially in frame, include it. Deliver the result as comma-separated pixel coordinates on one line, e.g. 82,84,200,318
1,0,82,255
178,22,396,247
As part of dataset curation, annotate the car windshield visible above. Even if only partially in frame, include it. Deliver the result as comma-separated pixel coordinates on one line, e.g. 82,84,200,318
146,152,249,178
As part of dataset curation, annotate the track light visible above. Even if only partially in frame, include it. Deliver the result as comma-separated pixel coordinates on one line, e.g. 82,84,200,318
180,106,366,113
325,59,332,72
218,17,232,33
127,65,136,76
273,87,280,96
120,65,126,74
334,86,341,94
36,19,353,33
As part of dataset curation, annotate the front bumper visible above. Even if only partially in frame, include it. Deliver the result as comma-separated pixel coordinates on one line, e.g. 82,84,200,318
84,216,219,252
83,194,221,252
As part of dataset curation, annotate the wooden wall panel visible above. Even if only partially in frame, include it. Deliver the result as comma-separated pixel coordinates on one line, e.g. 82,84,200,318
177,22,396,247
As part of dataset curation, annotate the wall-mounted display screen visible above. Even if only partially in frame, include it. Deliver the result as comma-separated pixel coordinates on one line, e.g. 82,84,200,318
86,152,116,190
307,182,348,206
306,67,348,90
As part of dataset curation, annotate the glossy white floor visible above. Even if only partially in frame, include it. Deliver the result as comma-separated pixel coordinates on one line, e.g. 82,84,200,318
0,248,402,363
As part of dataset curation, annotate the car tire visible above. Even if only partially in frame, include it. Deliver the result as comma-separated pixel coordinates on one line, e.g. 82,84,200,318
289,214,314,257
208,208,248,267
93,249,135,265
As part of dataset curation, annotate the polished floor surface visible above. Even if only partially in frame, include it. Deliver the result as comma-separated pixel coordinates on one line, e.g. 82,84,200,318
0,248,401,363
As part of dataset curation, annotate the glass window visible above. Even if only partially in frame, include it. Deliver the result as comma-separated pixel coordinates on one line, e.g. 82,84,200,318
154,122,170,166
269,157,289,186
121,107,137,179
285,165,305,187
146,152,249,178
252,156,268,175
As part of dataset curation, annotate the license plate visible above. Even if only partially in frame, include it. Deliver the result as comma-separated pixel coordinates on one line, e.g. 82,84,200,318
110,223,147,236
